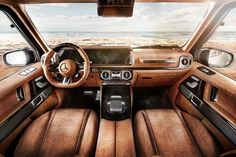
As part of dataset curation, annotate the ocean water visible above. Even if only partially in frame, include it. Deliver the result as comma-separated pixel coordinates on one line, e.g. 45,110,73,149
209,32,236,41
1,31,236,51
39,32,192,40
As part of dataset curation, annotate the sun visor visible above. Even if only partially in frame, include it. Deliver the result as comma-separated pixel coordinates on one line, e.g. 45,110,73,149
97,0,134,17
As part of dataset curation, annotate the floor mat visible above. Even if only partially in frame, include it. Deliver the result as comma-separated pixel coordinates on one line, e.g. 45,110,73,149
62,88,100,116
133,87,172,115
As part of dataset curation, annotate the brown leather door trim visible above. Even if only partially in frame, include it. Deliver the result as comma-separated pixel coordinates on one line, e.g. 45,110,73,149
204,83,236,127
0,85,54,142
179,84,236,145
0,63,42,123
0,63,42,100
0,83,31,124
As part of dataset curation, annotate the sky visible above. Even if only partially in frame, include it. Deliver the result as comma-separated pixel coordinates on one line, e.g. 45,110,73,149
2,2,236,47
18,3,210,33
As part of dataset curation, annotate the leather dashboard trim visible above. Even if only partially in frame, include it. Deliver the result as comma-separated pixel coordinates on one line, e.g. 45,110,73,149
91,66,192,70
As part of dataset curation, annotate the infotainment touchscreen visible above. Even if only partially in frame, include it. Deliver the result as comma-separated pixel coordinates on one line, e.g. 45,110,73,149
85,48,133,65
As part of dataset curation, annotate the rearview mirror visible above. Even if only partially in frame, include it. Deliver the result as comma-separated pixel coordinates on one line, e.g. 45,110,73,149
97,0,134,17
3,49,36,67
198,48,234,68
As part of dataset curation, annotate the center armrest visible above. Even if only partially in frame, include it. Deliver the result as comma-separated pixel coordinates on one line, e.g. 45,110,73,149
95,119,136,157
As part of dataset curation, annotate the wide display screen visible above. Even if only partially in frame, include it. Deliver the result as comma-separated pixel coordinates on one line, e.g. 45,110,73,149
85,48,133,65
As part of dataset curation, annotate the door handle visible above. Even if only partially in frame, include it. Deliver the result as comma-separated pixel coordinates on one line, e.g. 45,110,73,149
210,86,218,102
16,87,25,102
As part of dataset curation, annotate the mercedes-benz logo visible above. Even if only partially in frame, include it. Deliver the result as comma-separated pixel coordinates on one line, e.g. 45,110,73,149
60,63,69,72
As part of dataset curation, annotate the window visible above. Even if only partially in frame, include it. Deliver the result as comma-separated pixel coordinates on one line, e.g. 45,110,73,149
202,8,236,80
26,3,209,48
0,11,31,80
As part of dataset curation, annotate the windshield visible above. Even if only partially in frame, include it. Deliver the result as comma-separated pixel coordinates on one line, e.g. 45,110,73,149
26,3,208,48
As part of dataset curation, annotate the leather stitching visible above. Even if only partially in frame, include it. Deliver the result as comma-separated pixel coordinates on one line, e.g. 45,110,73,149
176,110,203,157
73,109,91,156
142,110,159,155
35,110,57,157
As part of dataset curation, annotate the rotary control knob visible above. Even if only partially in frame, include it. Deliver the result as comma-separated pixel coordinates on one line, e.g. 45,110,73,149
122,71,132,80
101,70,111,80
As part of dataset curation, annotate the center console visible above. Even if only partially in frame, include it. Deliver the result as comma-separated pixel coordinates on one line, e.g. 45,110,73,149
101,84,131,120
95,73,135,156
99,65,133,120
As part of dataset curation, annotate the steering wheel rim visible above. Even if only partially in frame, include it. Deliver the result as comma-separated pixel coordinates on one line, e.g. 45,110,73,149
42,43,90,88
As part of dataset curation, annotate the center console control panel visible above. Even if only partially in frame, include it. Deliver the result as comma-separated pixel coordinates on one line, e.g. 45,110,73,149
101,84,131,120
100,70,132,81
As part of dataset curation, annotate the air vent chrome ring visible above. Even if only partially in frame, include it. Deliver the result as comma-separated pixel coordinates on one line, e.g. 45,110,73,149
122,70,132,80
100,70,111,80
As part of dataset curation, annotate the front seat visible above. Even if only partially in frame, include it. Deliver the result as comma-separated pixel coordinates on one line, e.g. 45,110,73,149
14,109,98,157
134,109,220,157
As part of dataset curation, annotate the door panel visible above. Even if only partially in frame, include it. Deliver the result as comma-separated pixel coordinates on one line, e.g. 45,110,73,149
0,93,59,155
204,83,236,127
169,61,236,151
0,83,30,124
0,63,43,99
0,63,41,122
176,93,235,151
0,62,55,143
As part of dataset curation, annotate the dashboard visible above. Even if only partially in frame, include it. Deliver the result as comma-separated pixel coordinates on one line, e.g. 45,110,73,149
59,47,133,65
58,46,193,87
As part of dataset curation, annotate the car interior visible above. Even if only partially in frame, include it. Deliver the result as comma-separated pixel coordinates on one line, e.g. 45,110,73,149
0,0,236,157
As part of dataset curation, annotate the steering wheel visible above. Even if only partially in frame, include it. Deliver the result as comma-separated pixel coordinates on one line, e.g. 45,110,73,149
42,43,90,88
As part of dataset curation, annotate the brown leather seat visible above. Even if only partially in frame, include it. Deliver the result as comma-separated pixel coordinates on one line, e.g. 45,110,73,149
14,109,98,157
134,109,220,157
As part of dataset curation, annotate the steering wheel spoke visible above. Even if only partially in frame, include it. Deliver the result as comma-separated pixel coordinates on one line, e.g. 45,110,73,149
48,63,59,73
75,61,84,73
62,76,73,84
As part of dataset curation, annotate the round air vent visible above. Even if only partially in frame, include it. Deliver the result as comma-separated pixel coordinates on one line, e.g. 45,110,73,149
122,71,132,80
179,56,192,68
101,70,111,80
